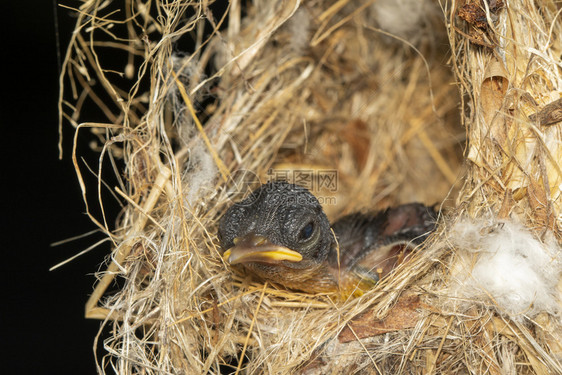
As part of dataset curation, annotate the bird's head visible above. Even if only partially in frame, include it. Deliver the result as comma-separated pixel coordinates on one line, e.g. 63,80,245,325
218,181,334,272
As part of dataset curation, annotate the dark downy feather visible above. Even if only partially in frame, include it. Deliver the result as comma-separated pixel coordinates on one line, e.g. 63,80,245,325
331,204,437,274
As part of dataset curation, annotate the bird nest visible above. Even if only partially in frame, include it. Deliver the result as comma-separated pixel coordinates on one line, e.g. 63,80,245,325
59,0,562,373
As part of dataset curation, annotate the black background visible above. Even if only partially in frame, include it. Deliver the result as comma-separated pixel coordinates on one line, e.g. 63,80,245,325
5,1,116,373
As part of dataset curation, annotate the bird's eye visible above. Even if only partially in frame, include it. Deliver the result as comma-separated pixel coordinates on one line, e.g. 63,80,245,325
298,221,315,241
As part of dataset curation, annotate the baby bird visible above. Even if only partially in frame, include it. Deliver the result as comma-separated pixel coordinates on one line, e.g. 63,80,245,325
218,181,436,296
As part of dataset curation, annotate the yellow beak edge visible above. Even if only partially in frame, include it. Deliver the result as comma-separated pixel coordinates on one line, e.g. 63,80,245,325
223,234,303,265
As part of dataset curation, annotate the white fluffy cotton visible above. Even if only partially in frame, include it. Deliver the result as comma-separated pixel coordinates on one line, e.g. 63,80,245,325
183,141,218,210
372,0,433,41
286,8,311,54
449,218,562,318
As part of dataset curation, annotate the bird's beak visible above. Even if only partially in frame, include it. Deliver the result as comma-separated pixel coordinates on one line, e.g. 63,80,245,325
223,233,303,265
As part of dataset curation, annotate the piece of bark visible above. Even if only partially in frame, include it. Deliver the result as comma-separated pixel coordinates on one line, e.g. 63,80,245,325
338,294,421,343
529,98,562,126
